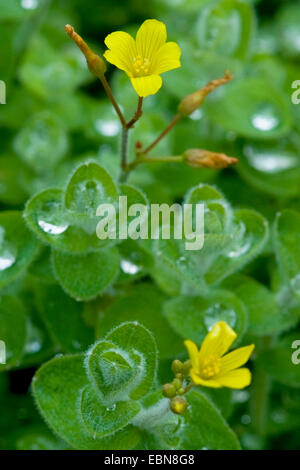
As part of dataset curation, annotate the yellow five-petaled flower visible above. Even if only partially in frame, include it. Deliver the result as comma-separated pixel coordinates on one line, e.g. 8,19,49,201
103,19,181,98
184,321,254,389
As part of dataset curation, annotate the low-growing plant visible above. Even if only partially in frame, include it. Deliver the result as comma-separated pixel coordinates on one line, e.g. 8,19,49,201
1,0,300,451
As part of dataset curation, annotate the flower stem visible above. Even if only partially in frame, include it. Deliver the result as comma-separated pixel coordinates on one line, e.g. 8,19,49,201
120,128,129,180
100,75,127,128
127,97,143,129
143,114,181,155
250,338,271,439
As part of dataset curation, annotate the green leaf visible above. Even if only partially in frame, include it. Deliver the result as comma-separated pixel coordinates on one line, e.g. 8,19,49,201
24,188,111,253
273,209,300,299
80,385,140,438
237,138,300,199
32,354,141,449
207,78,292,139
52,247,120,301
0,296,27,371
14,111,69,172
223,274,298,335
65,162,118,218
259,333,300,388
164,289,247,345
86,322,158,401
195,0,255,59
206,209,269,285
35,283,94,353
97,284,183,358
0,211,39,289
19,35,90,101
180,390,240,449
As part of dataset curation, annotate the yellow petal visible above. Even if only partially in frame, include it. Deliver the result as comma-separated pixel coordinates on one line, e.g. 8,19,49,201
104,31,136,76
130,74,162,97
215,368,252,389
220,344,255,374
184,340,199,370
199,321,237,361
190,369,222,388
136,19,167,61
152,41,181,74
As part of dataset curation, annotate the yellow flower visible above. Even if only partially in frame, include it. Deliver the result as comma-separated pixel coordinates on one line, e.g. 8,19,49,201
184,321,254,389
103,19,181,97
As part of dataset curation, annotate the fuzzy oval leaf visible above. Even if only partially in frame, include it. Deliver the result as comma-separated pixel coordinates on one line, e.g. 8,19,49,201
223,274,298,335
0,211,39,288
35,283,94,352
25,188,115,253
32,354,141,450
86,322,158,401
0,296,27,371
80,385,140,438
164,289,247,345
52,247,120,301
180,390,240,450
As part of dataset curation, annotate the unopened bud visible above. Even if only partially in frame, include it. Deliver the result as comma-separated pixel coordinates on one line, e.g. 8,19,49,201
170,397,188,415
184,149,238,169
178,71,233,117
171,359,183,374
65,25,106,77
182,360,192,376
172,378,182,390
162,383,176,398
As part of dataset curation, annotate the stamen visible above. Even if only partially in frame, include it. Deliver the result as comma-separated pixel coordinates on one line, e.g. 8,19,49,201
200,355,221,379
133,56,150,76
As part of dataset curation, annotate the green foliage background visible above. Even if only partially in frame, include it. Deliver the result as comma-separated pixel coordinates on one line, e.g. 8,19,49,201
1,0,300,450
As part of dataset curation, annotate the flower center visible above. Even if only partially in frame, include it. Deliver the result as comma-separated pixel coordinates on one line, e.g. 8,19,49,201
200,355,221,380
133,55,150,76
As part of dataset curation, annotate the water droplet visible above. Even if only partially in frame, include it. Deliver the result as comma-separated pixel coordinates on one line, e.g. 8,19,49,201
38,219,68,235
244,145,299,174
95,120,120,137
271,409,288,424
204,303,237,331
22,0,38,9
251,104,280,132
227,220,251,258
233,390,250,403
0,249,16,270
227,239,251,258
241,414,251,425
189,109,203,121
106,404,116,412
121,259,140,275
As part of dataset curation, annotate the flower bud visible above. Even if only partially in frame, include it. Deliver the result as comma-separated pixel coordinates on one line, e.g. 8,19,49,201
178,71,233,117
162,383,176,398
172,378,182,390
65,25,107,77
182,360,192,376
184,149,238,169
171,359,183,374
170,397,188,415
